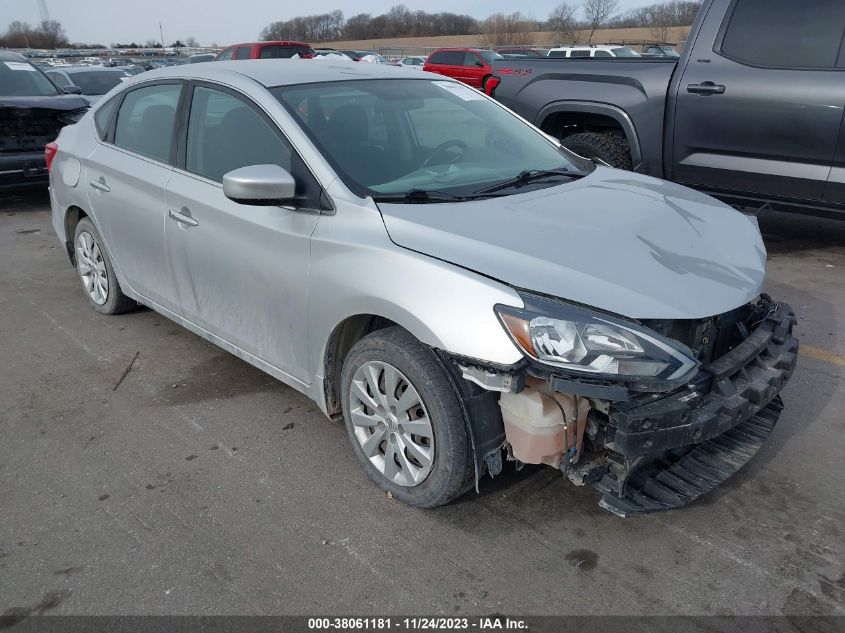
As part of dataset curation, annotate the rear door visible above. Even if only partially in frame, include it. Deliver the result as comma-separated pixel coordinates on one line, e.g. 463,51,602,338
823,53,845,205
670,0,845,203
84,81,183,310
164,83,321,380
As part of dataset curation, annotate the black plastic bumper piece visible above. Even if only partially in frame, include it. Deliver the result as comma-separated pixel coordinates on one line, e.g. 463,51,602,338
606,302,798,457
594,397,783,517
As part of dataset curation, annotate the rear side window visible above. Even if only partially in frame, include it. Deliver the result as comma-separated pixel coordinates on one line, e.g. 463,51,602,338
186,86,292,182
429,51,463,65
570,50,591,58
234,46,252,60
720,0,845,69
548,50,568,58
113,83,181,163
94,96,119,139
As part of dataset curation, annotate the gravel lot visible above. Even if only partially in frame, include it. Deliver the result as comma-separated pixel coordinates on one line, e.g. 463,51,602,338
1,189,844,617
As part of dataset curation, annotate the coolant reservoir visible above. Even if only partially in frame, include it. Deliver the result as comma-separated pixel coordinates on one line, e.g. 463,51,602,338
499,388,569,468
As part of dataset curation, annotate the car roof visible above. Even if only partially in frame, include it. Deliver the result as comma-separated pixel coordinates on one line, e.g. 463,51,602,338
549,45,622,51
132,58,428,88
225,41,310,47
0,51,27,62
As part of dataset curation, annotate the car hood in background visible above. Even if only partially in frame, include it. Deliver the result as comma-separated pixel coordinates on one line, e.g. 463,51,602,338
0,94,90,111
376,168,767,320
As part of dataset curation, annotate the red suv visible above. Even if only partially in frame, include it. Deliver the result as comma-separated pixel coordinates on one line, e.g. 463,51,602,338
422,48,503,91
215,41,316,61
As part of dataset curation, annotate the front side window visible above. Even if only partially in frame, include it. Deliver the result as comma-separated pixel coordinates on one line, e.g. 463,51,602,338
611,47,639,57
478,50,503,64
234,46,252,60
259,45,312,59
273,79,592,200
594,50,613,58
185,86,292,182
113,83,181,163
0,60,60,97
47,71,71,87
68,71,125,95
463,53,482,67
720,0,845,69
216,48,233,61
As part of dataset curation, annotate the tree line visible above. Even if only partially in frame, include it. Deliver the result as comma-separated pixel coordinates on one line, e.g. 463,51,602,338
259,1,702,44
0,20,70,49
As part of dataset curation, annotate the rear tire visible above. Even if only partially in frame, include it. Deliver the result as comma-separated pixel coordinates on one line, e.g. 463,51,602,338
561,131,633,170
340,327,473,508
73,217,136,315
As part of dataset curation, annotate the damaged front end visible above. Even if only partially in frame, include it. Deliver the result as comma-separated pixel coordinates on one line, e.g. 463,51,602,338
450,293,798,517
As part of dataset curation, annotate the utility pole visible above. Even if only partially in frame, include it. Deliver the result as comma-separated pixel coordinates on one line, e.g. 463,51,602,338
159,22,165,48
37,0,51,22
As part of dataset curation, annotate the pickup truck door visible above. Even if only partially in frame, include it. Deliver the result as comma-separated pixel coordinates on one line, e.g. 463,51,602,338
824,104,845,206
670,0,845,203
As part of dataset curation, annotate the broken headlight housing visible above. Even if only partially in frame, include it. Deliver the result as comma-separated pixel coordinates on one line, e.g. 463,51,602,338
496,293,699,384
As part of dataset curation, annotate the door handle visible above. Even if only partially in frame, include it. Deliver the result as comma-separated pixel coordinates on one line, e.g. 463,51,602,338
168,208,199,227
687,81,726,95
89,177,110,192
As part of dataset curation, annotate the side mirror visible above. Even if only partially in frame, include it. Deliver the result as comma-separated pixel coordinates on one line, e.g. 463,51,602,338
63,85,82,95
222,164,297,206
474,61,484,67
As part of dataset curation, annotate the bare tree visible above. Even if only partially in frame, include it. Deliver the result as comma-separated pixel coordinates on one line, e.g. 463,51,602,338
548,2,578,45
478,12,533,47
185,36,200,47
583,0,619,43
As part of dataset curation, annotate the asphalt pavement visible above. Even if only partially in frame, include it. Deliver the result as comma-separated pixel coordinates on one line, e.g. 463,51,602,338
1,189,844,617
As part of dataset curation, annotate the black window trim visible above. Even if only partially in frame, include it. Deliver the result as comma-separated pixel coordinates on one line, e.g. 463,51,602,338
173,79,330,213
102,78,187,167
714,0,845,71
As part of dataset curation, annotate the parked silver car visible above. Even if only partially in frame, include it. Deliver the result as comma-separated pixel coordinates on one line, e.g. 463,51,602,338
48,61,798,515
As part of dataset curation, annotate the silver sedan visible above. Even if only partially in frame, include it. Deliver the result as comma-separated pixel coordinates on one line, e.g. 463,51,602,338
48,60,797,514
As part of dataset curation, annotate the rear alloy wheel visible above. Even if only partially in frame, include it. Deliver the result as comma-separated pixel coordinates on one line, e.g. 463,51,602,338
73,217,136,315
340,327,473,507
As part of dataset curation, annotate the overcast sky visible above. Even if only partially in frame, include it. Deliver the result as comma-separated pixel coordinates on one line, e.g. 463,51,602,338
2,0,658,46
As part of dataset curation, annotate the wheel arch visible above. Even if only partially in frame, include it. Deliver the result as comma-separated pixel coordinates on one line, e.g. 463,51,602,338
537,101,642,168
63,205,89,266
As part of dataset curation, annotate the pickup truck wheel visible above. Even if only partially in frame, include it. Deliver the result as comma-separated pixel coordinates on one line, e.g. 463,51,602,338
562,132,632,170
340,327,472,507
73,217,136,315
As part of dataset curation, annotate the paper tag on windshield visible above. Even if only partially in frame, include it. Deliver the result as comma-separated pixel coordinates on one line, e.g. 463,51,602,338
433,81,486,101
4,61,37,72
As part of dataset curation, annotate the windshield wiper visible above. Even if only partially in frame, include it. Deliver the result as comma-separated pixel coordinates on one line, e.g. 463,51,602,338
373,189,494,204
472,168,574,195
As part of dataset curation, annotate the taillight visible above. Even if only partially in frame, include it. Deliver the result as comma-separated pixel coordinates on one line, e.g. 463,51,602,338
45,142,59,173
485,77,501,97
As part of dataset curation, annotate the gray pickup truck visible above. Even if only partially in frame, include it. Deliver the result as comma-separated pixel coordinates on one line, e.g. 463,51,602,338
492,0,845,217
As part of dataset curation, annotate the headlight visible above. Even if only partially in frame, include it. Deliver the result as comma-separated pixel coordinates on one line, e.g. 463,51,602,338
496,294,698,384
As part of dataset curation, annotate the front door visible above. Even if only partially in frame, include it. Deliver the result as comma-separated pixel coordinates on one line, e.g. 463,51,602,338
670,0,845,203
164,84,321,381
84,81,183,311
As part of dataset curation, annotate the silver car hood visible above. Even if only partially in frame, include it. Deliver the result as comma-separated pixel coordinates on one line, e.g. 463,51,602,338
377,168,767,320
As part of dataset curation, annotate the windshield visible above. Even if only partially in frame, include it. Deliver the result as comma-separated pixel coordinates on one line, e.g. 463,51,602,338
661,47,680,58
272,79,592,200
70,71,126,95
611,47,640,57
0,60,60,97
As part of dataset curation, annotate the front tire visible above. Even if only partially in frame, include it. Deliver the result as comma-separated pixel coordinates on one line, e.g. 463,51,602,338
340,327,473,508
561,131,632,170
73,217,136,315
